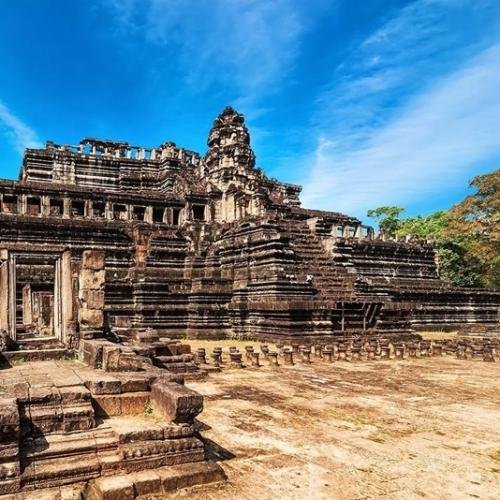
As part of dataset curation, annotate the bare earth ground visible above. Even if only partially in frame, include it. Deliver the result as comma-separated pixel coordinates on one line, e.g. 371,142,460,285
174,341,500,500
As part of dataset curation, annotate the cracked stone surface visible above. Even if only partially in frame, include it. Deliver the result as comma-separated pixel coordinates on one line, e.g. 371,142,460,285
184,356,500,500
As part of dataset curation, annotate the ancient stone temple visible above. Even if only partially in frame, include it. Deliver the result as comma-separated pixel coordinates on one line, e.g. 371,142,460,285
0,107,499,498
0,106,498,350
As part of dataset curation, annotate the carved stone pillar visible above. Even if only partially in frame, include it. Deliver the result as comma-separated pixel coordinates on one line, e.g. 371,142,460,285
54,251,73,345
0,251,16,340
63,198,71,219
78,251,105,339
0,250,9,333
145,206,153,224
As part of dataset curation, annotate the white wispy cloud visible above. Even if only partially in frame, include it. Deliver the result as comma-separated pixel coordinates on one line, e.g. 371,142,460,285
105,0,324,96
104,0,331,162
0,101,41,154
301,0,500,216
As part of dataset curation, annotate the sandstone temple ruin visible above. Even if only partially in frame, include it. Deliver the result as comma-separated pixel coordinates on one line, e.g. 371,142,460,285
0,107,498,497
0,106,498,348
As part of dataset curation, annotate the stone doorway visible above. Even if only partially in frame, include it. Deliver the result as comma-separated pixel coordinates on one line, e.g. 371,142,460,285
0,250,72,346
16,253,57,340
23,285,54,337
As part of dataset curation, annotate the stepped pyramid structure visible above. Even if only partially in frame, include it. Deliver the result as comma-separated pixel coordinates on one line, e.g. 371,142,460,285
0,106,498,349
0,106,499,497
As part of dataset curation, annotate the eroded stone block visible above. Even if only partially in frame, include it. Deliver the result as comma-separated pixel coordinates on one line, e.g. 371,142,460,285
151,380,203,423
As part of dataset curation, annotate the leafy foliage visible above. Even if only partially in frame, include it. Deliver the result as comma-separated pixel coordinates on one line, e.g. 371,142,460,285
446,170,500,288
366,206,405,237
367,169,499,288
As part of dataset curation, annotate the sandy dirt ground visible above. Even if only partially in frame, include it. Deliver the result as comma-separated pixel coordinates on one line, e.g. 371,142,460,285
178,349,500,500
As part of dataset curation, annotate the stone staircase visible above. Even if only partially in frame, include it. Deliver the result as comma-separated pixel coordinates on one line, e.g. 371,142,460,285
282,219,414,334
20,428,106,489
16,382,99,490
282,219,357,300
9,357,209,492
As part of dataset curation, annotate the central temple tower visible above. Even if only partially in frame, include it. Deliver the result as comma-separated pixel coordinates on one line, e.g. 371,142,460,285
204,107,267,221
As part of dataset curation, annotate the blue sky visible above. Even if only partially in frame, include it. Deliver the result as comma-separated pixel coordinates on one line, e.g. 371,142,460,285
1,0,499,221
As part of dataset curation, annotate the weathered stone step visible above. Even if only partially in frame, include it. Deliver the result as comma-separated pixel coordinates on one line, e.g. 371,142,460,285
21,427,115,461
21,454,101,490
18,384,96,436
2,348,69,363
86,460,226,499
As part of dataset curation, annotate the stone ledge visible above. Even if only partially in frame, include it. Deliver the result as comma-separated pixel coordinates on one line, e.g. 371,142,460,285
86,461,226,499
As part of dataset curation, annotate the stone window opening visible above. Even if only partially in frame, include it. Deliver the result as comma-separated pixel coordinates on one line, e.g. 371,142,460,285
27,197,41,216
2,194,18,214
49,198,64,216
113,204,128,221
153,207,165,224
192,205,205,221
349,226,356,238
336,226,344,237
172,208,181,226
93,201,106,218
71,200,85,218
132,206,146,221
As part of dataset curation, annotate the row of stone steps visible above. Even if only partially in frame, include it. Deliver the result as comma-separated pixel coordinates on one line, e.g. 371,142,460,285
14,336,65,351
1,348,69,363
281,220,412,332
283,220,357,299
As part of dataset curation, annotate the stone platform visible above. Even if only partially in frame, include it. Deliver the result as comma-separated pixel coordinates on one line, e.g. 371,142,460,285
0,360,225,497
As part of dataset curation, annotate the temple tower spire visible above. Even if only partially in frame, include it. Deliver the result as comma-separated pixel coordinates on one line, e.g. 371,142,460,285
205,106,255,179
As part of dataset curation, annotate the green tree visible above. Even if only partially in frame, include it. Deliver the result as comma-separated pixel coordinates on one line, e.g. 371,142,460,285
366,206,405,237
395,210,449,240
393,210,483,287
366,168,500,289
446,169,500,288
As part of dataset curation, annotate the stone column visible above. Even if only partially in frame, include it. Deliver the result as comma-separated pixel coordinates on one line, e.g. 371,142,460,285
185,202,192,221
105,201,113,220
84,200,92,218
63,198,71,219
41,195,50,217
78,251,105,339
54,251,73,345
1,254,17,340
0,251,9,333
283,350,294,365
165,207,173,225
268,352,279,366
145,206,153,223
19,195,27,216
22,284,32,326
